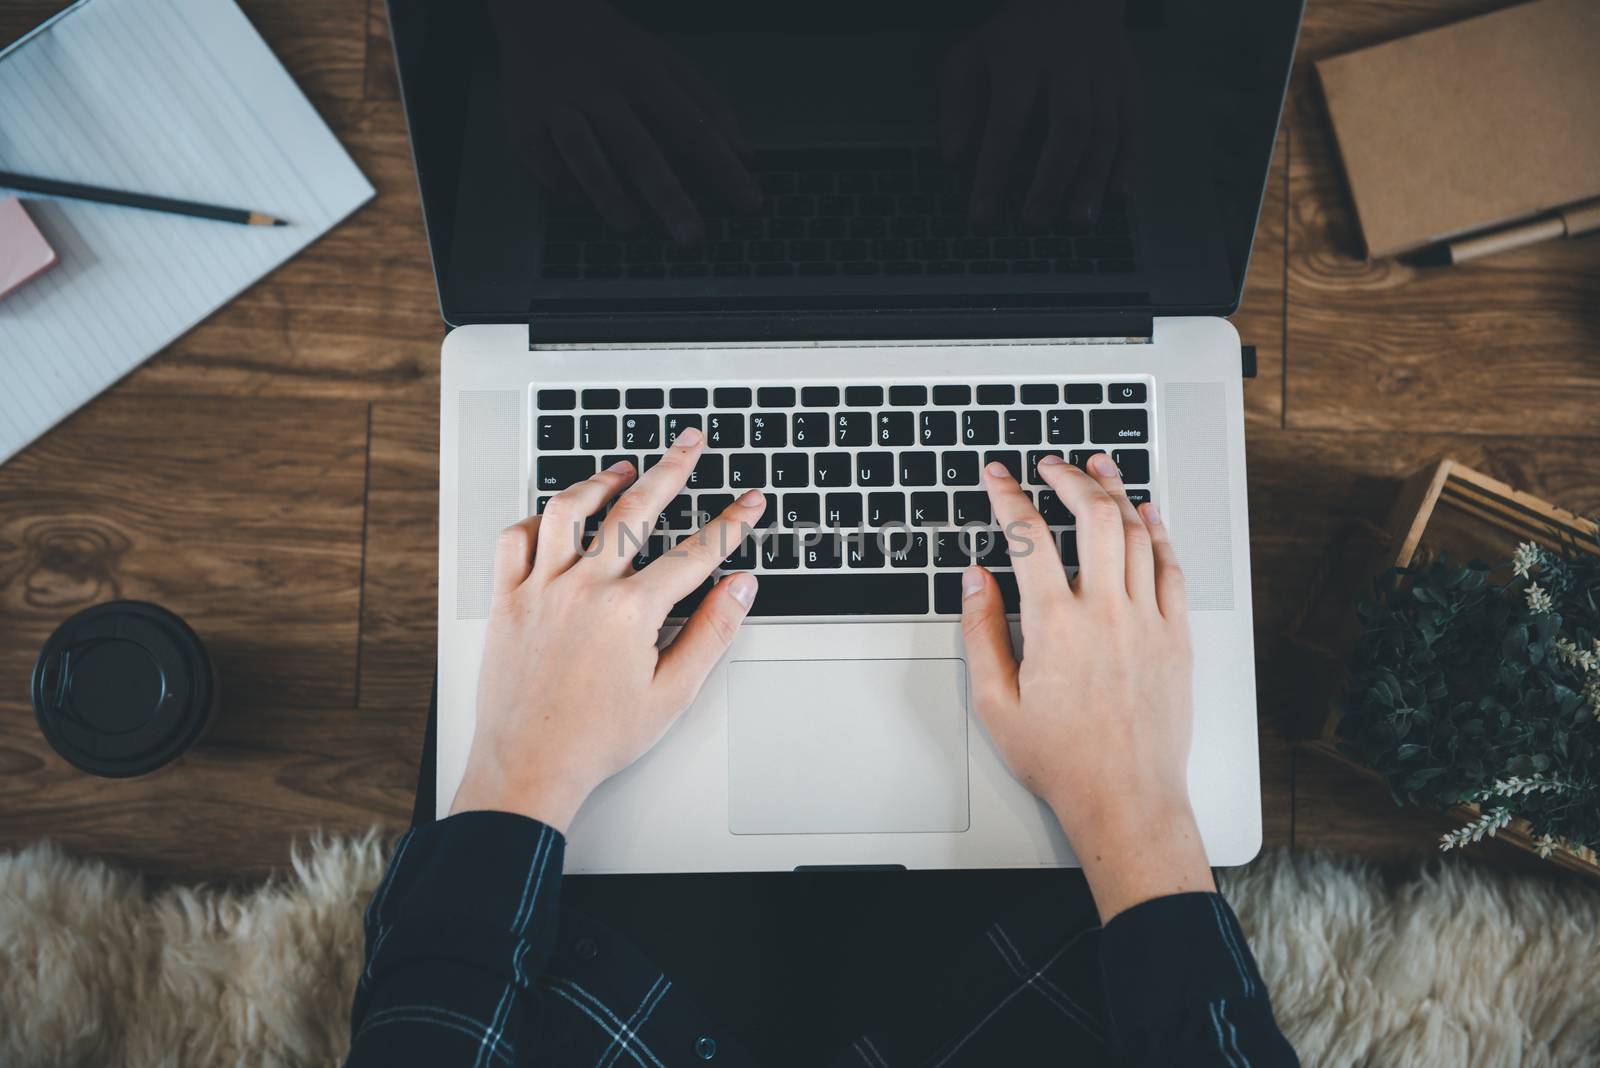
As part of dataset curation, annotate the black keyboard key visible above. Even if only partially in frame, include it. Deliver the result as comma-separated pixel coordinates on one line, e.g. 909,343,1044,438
835,411,872,447
748,573,927,615
1004,410,1042,444
537,415,575,450
801,385,840,407
941,451,980,485
536,455,595,492
1026,450,1065,484
856,451,895,487
697,493,736,524
725,536,759,570
537,389,576,410
990,569,1022,612
920,411,957,446
688,454,724,489
626,388,665,409
771,452,809,487
534,495,554,514
667,578,714,620
622,414,660,450
1065,384,1103,405
824,492,863,527
670,387,708,408
1109,382,1146,404
582,388,620,409
1048,410,1086,444
658,494,695,531
707,412,744,449
758,386,797,407
899,452,937,486
762,533,800,570
933,384,971,406
792,412,830,447
800,534,842,569
1039,490,1073,525
867,492,905,526
984,450,1023,482
935,531,969,568
750,413,787,448
1126,489,1152,507
1058,530,1078,567
952,491,991,526
845,385,883,406
977,384,1014,405
665,413,703,442
1021,384,1058,405
934,572,964,614
1090,409,1149,444
600,453,638,473
889,385,927,406
1068,450,1102,471
1111,449,1150,484
715,387,752,407
632,533,670,571
782,492,820,527
888,530,930,568
843,532,887,569
910,492,947,527
642,453,667,472
962,410,999,445
580,415,617,450
814,452,852,487
965,527,1009,568
728,453,767,489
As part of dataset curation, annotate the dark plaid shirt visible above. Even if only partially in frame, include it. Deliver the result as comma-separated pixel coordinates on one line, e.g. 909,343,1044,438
346,812,1297,1067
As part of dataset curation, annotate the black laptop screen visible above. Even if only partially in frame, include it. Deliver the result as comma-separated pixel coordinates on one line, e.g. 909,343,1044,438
388,0,1303,333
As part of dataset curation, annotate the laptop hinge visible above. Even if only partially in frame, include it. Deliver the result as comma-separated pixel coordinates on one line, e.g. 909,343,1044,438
526,313,1155,350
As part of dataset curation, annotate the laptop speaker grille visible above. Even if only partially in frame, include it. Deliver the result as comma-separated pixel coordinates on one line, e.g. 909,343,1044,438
1161,382,1234,612
456,389,522,619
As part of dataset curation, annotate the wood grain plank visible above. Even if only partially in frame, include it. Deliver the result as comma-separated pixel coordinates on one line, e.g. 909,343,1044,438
1284,0,1600,435
0,396,372,878
363,0,399,101
357,402,438,712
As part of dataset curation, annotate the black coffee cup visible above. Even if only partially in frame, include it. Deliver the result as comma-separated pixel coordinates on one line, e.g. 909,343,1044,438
31,600,216,778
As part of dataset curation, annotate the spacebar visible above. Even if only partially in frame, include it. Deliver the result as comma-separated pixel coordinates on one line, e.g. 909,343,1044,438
748,574,928,616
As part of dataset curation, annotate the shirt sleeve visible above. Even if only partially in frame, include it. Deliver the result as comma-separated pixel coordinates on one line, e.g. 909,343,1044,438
345,811,566,1068
1098,891,1299,1067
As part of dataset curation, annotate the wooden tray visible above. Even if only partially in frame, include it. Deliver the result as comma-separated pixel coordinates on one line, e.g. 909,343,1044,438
1285,460,1600,878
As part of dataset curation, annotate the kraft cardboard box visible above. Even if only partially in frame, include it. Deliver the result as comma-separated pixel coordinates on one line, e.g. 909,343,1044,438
1316,0,1600,259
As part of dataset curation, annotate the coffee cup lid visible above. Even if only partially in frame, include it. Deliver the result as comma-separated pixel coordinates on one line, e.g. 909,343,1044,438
31,601,213,777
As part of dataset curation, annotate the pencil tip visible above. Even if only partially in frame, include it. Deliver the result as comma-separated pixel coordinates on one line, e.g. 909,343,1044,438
272,218,288,226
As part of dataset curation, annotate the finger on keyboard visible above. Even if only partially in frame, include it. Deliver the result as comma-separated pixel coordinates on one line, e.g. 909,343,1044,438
592,428,704,575
637,489,765,606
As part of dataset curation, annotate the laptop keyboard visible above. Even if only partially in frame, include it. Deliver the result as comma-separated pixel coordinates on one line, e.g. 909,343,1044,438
540,149,1139,281
531,378,1155,620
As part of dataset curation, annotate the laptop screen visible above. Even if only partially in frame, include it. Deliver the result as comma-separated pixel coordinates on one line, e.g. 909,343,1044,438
388,0,1303,333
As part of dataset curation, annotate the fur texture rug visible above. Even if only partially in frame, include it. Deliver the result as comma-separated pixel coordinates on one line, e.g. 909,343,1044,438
2,838,1598,1068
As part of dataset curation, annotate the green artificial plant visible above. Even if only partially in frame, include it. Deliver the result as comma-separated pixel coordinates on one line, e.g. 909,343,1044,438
1337,532,1600,859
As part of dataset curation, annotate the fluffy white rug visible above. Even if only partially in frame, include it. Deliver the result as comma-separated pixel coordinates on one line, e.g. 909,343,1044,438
2,839,1597,1067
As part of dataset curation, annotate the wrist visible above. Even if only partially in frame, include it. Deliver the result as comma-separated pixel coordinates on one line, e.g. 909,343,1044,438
449,751,595,834
1048,788,1215,922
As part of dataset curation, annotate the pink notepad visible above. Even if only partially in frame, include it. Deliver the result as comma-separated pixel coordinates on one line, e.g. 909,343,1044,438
0,197,58,300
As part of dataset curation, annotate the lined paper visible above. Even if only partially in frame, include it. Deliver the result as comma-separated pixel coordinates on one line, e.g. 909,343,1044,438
0,0,373,464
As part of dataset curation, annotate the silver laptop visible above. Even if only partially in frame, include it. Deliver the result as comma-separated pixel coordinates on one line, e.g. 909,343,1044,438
391,0,1304,872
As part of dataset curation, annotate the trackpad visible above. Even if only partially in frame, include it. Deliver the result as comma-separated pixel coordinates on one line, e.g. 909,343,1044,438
727,658,969,835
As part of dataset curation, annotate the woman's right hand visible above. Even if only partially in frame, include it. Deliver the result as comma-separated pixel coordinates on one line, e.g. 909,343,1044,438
959,451,1213,921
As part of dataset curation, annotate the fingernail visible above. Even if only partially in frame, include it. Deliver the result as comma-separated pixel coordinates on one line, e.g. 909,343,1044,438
738,489,764,508
608,459,634,473
1090,453,1118,477
961,566,986,598
985,461,1011,479
1039,453,1065,467
728,572,758,608
674,427,702,448
1142,503,1162,526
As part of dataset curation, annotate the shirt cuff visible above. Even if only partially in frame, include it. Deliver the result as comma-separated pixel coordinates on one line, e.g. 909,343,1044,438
1098,891,1269,1031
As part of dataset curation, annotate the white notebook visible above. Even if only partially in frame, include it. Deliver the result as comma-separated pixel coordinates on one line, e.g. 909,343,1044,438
0,0,374,464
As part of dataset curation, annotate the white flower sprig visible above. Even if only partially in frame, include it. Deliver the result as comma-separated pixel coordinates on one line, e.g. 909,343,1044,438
1441,807,1514,852
1512,541,1544,578
1474,775,1577,799
1525,583,1554,614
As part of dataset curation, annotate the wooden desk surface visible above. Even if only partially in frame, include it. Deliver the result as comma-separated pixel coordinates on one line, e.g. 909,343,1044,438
2,0,1596,882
